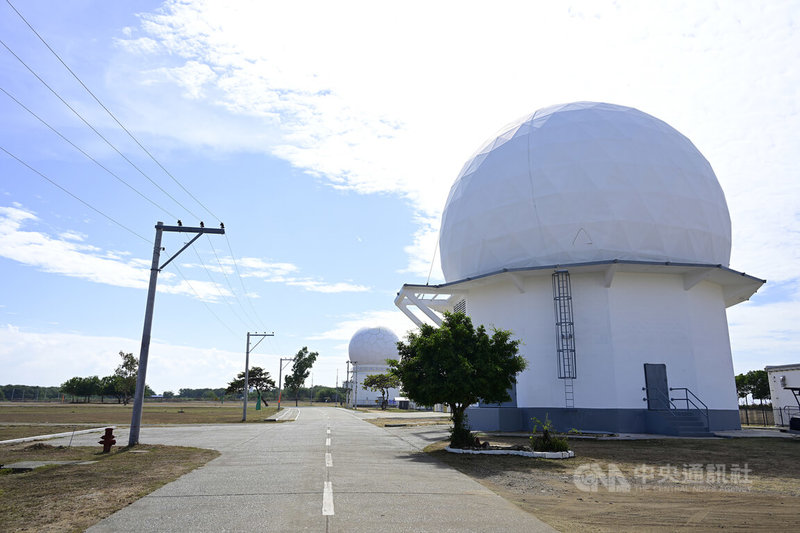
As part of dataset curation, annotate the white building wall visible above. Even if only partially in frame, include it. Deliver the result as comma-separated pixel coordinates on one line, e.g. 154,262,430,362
462,270,737,412
766,365,800,425
686,281,739,410
349,364,400,407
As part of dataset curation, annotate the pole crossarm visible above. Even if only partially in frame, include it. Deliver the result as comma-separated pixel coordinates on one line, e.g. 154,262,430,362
157,223,224,271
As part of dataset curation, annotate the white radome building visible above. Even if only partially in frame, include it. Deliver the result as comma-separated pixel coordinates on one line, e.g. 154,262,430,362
396,102,764,435
347,326,401,407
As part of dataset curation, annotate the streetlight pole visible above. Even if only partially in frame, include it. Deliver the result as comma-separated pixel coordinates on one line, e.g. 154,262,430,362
242,332,273,421
277,357,293,410
352,361,358,409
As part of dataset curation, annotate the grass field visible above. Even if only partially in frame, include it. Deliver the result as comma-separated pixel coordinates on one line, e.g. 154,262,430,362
428,435,800,531
0,442,219,532
0,402,285,440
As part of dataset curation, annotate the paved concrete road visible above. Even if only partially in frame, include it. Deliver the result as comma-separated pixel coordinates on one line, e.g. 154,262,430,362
54,407,554,532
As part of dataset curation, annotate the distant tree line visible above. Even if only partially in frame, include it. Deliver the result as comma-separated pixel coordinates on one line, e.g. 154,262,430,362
0,384,62,401
4,345,352,405
59,352,153,404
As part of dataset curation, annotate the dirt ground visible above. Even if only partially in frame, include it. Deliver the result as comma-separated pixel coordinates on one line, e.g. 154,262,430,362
0,442,219,532
429,436,800,532
365,416,452,428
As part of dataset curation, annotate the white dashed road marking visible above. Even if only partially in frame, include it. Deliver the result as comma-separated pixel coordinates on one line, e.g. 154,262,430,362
322,481,334,515
326,452,333,467
325,437,331,447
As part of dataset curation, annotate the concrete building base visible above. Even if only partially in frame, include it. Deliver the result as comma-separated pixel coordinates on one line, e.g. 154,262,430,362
465,406,741,435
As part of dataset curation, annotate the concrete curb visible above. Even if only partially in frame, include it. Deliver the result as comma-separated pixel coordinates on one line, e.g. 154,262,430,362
445,446,575,459
0,426,115,445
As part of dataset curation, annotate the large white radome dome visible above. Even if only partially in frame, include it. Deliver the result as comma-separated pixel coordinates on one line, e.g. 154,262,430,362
439,102,732,282
348,327,399,365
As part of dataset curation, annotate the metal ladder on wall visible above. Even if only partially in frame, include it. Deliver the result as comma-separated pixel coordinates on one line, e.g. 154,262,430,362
553,270,576,408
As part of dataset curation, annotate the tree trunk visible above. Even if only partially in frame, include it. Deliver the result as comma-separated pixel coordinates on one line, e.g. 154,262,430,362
449,403,472,448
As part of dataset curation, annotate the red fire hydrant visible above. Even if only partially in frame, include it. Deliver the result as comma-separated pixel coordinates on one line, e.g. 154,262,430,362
99,427,116,453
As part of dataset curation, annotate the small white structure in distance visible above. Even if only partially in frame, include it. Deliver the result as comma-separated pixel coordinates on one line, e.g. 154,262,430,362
396,102,765,436
347,326,401,408
766,363,800,426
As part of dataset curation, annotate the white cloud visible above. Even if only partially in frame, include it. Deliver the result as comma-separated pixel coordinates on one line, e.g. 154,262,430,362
156,60,218,100
59,230,87,242
310,309,416,343
0,324,248,392
285,280,369,294
0,206,149,290
184,256,370,293
0,206,224,301
728,298,800,373
2,205,364,299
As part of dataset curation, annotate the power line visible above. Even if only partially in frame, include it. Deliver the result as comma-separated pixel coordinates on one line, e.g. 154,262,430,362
0,38,202,221
224,233,268,329
172,263,237,336
191,245,250,330
4,5,267,334
0,86,179,220
6,0,220,223
206,235,261,330
0,145,150,243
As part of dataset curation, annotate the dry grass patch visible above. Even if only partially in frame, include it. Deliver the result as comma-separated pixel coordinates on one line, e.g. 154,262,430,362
0,402,278,425
0,441,219,532
366,416,452,428
0,425,102,441
428,436,800,531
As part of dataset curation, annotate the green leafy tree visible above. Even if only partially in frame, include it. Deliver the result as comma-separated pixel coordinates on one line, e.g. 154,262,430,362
79,375,101,403
363,373,400,409
735,373,752,406
284,347,318,406
114,351,138,405
391,312,527,448
313,386,344,403
60,376,83,402
226,366,276,401
163,391,175,399
747,370,770,405
99,375,116,403
736,370,771,406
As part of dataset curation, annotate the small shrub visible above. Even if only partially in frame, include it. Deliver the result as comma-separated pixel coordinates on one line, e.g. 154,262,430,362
530,414,570,452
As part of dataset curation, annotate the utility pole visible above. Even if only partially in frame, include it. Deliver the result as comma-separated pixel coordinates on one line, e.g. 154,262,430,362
277,357,294,410
242,332,274,421
345,361,350,406
352,361,358,409
128,221,225,447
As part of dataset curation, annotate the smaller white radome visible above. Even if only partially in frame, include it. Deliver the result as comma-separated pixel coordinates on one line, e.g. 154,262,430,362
348,327,400,365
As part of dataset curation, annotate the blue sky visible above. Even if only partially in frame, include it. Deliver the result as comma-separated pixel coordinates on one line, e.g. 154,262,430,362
1,0,799,393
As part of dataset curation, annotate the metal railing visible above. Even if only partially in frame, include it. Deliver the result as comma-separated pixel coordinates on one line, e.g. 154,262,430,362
642,386,710,432
778,406,800,426
670,387,710,431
